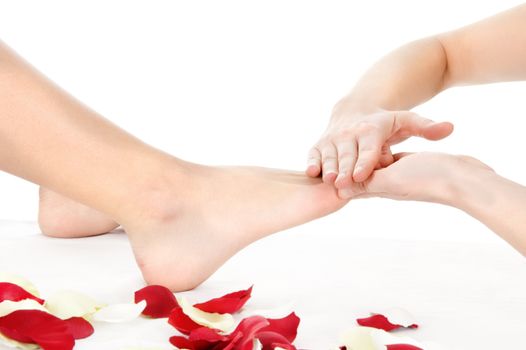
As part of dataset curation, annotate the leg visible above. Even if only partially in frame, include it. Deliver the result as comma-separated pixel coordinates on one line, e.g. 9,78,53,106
0,41,347,291
38,187,119,238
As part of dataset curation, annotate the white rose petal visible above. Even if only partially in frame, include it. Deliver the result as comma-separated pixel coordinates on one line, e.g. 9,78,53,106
45,290,105,319
340,326,377,350
92,300,147,323
0,333,39,350
0,272,40,297
0,299,48,317
177,297,235,333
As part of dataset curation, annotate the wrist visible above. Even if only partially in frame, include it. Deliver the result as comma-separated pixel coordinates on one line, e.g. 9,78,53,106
442,161,500,212
330,96,384,122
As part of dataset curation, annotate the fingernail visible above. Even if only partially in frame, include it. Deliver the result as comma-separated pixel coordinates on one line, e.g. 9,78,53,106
339,189,353,199
336,172,346,182
353,165,364,176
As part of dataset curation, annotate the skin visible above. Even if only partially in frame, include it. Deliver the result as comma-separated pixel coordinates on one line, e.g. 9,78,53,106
28,4,526,281
305,3,526,254
0,40,347,291
307,4,526,198
363,152,526,256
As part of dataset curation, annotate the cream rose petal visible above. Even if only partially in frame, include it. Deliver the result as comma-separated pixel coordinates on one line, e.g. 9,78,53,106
92,300,147,323
44,290,105,320
253,339,263,350
0,333,39,350
340,326,377,350
177,297,235,333
0,299,48,317
0,272,40,297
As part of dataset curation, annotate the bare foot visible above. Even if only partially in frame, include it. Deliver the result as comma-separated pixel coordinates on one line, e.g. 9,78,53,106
38,188,119,238
122,163,348,291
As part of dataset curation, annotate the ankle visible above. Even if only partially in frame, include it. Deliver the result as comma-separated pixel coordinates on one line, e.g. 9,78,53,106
115,154,196,231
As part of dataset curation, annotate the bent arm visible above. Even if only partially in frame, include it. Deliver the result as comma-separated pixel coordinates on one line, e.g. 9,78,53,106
338,4,526,114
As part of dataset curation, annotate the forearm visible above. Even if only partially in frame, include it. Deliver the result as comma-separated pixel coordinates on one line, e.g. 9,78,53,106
450,169,526,256
335,4,526,117
335,37,448,115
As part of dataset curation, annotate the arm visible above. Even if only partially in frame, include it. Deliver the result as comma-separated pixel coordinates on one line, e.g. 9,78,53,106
364,152,526,256
309,4,526,197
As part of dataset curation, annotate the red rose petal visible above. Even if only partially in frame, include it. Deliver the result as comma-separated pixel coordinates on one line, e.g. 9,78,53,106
222,315,269,350
169,335,199,350
258,312,299,343
168,305,204,335
256,331,296,350
356,314,417,332
135,285,179,318
63,317,94,340
194,286,253,314
189,327,229,342
386,345,423,350
0,282,45,304
0,310,74,350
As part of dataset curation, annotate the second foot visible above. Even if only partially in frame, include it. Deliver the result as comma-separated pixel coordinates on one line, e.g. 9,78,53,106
38,188,119,238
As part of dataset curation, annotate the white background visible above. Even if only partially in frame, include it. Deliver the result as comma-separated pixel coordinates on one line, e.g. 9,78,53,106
0,2,526,349
0,0,525,244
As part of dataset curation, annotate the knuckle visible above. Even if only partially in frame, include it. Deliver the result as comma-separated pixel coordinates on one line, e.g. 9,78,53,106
354,121,380,134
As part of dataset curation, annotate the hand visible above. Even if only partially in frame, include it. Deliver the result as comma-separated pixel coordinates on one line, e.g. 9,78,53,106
306,105,454,199
363,152,495,204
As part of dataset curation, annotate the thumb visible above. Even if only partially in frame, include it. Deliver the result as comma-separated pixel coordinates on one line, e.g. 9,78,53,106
395,112,454,141
364,152,414,196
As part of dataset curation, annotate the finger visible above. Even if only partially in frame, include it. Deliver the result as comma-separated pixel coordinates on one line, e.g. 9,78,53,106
377,144,394,169
306,147,322,177
352,133,383,182
334,141,358,190
320,143,338,183
392,152,414,161
421,121,454,140
393,112,454,142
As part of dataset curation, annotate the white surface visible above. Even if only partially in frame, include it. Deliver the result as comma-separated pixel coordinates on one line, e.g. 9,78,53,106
0,1,525,349
0,0,525,241
1,220,525,349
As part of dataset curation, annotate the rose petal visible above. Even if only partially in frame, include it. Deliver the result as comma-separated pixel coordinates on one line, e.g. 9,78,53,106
194,286,253,314
0,273,40,297
189,327,229,342
0,283,44,305
45,290,105,320
386,345,423,350
63,317,94,340
169,335,198,349
0,332,40,350
134,285,179,318
222,316,270,350
357,309,418,332
340,326,377,350
0,309,75,350
177,297,235,333
253,339,263,350
0,299,48,317
377,309,418,329
168,305,203,335
370,328,423,349
92,300,146,323
258,312,299,343
255,332,296,350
